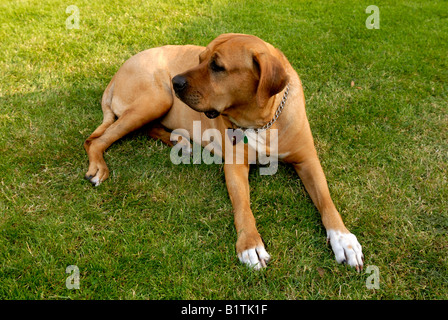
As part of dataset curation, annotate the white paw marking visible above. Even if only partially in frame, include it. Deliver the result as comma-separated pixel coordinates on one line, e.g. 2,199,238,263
90,176,101,187
327,229,363,271
238,246,271,270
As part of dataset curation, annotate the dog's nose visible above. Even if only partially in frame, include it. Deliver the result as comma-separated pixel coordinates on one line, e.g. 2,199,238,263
172,75,188,93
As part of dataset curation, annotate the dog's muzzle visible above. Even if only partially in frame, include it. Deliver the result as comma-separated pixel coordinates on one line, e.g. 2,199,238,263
172,75,221,119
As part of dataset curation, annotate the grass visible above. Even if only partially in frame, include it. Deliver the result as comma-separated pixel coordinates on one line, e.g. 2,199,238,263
0,0,447,299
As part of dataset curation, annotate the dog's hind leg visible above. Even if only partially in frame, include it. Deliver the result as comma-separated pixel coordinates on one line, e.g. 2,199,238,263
84,91,172,186
146,122,174,146
84,79,116,154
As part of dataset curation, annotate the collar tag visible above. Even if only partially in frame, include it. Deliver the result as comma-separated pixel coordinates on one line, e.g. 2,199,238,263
227,128,246,145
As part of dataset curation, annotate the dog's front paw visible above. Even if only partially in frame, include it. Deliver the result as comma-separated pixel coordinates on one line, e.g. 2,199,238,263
238,246,271,270
236,231,270,270
327,229,363,272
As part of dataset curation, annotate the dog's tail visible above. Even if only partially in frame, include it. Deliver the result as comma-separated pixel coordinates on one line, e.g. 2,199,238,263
100,76,116,126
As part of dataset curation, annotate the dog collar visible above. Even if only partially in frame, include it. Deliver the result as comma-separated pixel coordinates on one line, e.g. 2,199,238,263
228,83,290,144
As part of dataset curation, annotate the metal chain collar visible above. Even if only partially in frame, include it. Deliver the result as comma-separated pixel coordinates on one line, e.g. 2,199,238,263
240,83,290,133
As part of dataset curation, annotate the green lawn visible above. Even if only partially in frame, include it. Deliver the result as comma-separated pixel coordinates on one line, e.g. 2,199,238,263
0,0,447,299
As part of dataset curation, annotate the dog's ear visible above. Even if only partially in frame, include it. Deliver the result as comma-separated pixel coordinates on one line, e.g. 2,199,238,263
252,51,289,108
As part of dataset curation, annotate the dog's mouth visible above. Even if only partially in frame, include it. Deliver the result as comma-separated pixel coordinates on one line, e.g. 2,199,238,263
204,110,221,119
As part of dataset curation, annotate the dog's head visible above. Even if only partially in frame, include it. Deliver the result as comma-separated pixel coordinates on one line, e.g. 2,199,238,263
172,33,289,126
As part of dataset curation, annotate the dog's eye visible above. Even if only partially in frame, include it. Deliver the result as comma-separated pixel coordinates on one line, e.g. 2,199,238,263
210,60,225,73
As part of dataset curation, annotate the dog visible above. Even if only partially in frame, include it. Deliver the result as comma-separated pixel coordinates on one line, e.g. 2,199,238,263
84,33,364,271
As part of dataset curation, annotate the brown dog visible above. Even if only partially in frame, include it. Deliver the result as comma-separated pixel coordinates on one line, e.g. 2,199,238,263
84,33,363,271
